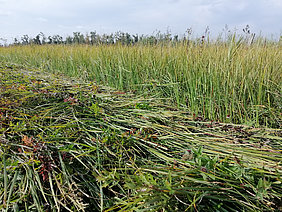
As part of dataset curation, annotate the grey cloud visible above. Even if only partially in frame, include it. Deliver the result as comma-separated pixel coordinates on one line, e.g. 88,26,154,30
0,11,12,16
0,0,281,42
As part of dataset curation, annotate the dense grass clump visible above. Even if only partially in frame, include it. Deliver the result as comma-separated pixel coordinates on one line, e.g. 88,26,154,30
0,64,281,211
0,36,281,127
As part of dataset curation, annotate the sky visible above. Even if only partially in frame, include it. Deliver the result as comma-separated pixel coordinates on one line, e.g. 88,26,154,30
0,0,281,43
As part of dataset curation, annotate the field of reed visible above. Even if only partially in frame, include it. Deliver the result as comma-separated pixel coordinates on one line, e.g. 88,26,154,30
0,36,281,127
0,34,281,211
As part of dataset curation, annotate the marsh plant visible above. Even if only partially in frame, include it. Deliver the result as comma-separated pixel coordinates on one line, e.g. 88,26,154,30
0,32,281,127
0,63,281,211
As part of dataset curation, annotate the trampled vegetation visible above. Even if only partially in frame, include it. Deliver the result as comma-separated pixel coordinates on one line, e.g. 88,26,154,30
0,31,281,211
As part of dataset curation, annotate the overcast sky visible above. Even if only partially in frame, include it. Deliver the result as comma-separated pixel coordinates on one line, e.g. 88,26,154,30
0,0,281,43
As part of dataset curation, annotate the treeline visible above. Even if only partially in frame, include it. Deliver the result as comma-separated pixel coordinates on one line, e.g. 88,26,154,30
13,31,183,46
6,26,281,46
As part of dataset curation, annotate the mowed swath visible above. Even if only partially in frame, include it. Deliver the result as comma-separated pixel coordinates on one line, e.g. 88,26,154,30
0,64,281,211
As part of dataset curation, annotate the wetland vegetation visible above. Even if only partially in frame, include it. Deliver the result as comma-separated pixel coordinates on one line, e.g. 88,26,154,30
0,31,281,211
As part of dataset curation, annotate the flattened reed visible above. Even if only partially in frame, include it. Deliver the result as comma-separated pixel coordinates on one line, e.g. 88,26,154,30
0,64,281,211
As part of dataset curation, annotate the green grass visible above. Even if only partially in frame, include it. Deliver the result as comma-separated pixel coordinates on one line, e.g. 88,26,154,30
0,63,281,211
0,38,281,127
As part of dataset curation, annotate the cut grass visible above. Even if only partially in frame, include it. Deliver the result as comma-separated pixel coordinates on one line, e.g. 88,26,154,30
0,63,281,211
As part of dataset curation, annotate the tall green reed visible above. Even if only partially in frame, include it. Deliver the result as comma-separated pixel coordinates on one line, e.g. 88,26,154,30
0,39,281,127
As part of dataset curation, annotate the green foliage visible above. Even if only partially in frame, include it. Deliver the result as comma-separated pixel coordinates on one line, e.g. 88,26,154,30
0,64,281,211
0,35,281,127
